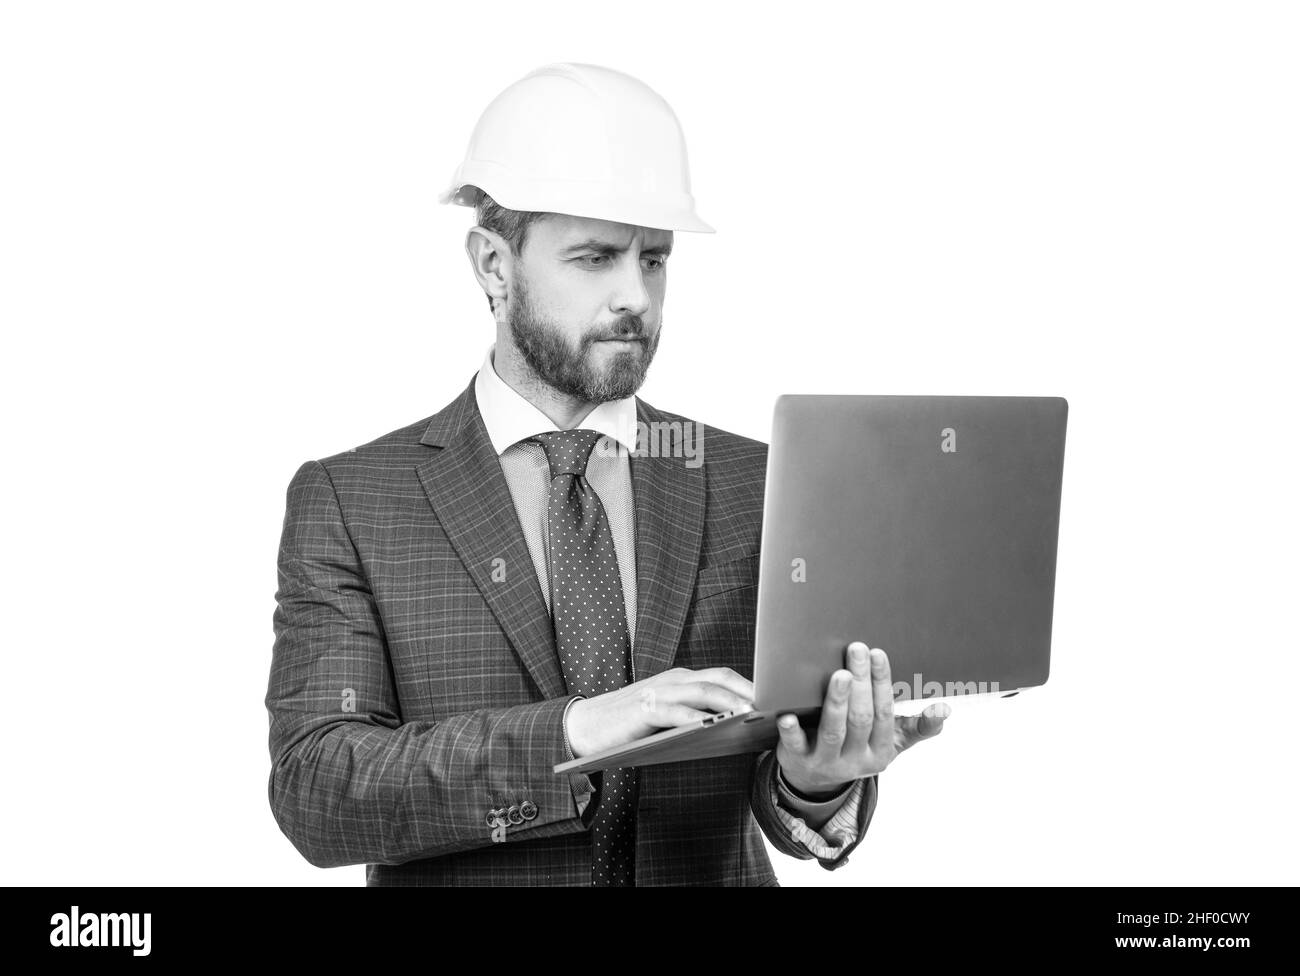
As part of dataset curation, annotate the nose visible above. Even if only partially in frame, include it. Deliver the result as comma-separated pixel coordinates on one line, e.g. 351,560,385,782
610,258,652,318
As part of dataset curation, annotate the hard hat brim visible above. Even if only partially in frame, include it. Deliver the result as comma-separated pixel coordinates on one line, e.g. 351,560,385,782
438,178,715,234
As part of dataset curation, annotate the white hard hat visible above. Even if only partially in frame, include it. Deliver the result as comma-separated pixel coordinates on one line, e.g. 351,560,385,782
439,62,714,233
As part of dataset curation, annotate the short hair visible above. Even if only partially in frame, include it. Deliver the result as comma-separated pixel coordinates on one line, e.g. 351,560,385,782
471,188,547,313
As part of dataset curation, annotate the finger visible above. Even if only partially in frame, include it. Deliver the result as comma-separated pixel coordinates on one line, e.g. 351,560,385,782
843,642,876,754
649,703,715,729
845,641,871,677
813,669,853,763
693,667,755,702
867,647,897,753
664,680,755,715
896,703,950,749
776,713,811,756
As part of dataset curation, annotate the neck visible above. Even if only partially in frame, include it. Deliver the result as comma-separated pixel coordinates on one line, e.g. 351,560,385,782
492,334,599,430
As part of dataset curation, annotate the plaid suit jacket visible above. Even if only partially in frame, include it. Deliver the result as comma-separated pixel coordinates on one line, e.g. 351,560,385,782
266,375,879,885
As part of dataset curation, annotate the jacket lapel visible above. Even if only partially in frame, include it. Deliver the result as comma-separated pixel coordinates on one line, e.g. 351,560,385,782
415,377,567,701
414,378,708,700
629,398,706,681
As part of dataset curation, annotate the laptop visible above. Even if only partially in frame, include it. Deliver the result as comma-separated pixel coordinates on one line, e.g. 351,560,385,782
553,394,1069,775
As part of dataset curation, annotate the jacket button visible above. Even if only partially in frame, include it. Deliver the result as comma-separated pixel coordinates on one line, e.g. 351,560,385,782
507,804,524,825
486,807,505,827
519,800,538,820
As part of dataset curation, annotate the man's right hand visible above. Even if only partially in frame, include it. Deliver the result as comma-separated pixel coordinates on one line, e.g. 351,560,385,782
565,667,754,758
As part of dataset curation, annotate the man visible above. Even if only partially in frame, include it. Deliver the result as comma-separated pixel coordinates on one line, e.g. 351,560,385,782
266,62,949,886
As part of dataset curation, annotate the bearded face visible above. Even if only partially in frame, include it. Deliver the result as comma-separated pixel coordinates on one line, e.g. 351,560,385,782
507,269,661,403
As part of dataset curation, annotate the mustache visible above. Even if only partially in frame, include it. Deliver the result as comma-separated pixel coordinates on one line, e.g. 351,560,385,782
586,316,647,344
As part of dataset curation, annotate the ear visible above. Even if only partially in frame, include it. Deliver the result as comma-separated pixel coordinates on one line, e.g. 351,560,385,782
464,225,511,314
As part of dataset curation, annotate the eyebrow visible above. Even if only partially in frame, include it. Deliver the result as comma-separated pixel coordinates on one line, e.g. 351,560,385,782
560,238,673,257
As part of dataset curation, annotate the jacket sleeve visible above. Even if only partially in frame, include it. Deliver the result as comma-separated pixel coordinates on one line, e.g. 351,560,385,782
748,748,879,871
265,459,594,868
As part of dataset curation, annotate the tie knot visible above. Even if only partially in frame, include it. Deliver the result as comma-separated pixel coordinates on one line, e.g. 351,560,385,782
531,428,605,480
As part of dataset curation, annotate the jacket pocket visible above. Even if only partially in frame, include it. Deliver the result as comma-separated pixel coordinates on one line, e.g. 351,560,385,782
692,552,760,603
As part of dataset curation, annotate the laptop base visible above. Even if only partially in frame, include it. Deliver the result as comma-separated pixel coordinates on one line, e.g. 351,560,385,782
553,708,819,776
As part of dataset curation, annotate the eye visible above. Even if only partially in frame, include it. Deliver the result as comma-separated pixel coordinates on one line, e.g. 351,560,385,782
642,256,666,271
581,254,609,268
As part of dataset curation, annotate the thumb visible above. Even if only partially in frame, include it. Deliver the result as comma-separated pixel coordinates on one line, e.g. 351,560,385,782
909,704,951,743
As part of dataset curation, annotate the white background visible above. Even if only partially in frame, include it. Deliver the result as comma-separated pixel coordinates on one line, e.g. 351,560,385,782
2,0,1296,886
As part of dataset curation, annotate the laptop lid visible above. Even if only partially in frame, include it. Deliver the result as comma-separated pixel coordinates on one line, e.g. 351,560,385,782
752,394,1068,713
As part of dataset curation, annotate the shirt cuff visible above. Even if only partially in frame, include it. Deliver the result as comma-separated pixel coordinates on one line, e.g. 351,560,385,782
774,766,855,829
561,694,595,821
768,762,867,861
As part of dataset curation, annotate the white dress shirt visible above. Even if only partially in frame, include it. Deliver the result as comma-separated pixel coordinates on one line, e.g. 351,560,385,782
474,344,639,646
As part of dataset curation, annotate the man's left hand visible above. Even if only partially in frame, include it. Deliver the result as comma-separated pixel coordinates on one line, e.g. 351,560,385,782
776,640,949,798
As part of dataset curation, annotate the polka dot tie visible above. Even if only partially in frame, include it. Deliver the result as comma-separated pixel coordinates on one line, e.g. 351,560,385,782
532,429,639,887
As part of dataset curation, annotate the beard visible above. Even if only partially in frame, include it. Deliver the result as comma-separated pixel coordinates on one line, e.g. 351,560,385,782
506,272,660,403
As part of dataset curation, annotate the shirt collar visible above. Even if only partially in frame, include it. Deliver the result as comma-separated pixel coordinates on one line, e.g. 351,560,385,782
474,343,640,456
